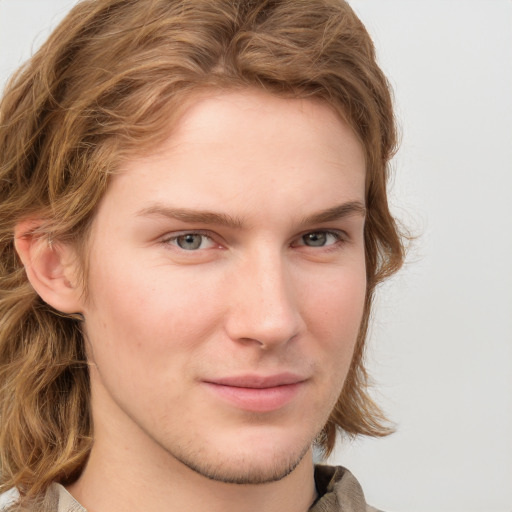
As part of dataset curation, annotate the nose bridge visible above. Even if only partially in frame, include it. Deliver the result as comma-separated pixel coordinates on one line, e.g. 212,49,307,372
226,245,300,347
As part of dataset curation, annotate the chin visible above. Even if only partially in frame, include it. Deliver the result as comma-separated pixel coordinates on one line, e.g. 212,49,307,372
168,430,313,485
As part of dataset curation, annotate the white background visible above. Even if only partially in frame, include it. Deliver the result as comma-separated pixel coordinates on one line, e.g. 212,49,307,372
1,1,511,511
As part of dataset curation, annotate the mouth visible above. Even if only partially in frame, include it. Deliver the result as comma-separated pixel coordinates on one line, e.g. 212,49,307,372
202,373,307,413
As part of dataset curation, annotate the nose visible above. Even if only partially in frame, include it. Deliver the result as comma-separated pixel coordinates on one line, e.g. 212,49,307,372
224,248,303,349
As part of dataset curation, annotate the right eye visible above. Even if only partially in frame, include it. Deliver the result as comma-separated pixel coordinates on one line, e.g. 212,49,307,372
163,232,216,251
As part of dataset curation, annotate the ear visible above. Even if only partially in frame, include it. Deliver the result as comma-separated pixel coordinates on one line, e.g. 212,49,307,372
14,220,83,314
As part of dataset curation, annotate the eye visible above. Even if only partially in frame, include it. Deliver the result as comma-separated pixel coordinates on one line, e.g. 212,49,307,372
165,232,216,251
297,231,341,247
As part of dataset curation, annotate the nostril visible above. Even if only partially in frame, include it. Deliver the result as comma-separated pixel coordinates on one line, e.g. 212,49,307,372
224,302,301,349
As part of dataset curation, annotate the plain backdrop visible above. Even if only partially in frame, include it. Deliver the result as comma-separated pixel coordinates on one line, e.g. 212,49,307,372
1,1,511,511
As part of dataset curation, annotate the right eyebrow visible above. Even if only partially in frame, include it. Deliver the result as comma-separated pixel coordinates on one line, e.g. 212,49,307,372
136,204,244,229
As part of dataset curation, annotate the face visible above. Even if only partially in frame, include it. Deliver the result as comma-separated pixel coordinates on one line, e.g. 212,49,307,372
79,90,367,484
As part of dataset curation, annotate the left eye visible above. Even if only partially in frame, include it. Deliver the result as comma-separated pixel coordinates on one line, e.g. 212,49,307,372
299,231,340,247
167,233,216,251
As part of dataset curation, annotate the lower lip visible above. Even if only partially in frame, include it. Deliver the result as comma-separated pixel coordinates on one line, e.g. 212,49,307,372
203,382,303,412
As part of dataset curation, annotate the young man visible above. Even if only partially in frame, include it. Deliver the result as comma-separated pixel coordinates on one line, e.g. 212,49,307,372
0,1,404,511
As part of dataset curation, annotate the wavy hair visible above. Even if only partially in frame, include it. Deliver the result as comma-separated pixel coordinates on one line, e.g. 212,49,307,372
0,0,404,503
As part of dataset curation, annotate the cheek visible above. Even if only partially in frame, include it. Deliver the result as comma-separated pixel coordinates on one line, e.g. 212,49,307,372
83,258,224,365
81,265,222,421
301,266,366,393
302,266,366,338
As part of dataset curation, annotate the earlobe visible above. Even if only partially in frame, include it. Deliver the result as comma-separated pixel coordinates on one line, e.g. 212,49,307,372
14,220,83,314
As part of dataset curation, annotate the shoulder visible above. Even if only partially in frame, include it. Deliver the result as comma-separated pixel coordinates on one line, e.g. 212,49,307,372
0,483,83,512
312,465,385,512
0,488,19,511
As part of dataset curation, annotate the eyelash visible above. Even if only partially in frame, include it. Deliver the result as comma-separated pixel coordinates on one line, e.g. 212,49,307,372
161,229,347,253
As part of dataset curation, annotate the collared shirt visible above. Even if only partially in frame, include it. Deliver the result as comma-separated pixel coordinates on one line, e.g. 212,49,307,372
311,466,381,512
1,465,382,512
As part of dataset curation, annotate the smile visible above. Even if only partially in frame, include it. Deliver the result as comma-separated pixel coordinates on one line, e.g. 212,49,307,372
203,374,307,413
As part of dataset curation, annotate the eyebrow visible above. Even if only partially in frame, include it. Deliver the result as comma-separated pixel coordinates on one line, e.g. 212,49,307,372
136,204,244,229
300,201,366,225
136,201,366,228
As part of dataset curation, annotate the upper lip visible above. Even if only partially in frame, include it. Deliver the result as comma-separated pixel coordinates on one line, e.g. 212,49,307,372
204,373,306,389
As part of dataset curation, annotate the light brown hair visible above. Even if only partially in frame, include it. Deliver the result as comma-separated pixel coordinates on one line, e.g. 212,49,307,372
0,0,404,502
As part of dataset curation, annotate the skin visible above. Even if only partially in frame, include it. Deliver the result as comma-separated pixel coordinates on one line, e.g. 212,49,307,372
52,90,367,512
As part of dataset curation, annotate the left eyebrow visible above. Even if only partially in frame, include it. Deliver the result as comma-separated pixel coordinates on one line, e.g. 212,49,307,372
300,201,366,225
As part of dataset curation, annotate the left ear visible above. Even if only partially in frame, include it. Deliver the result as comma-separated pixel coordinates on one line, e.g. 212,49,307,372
14,220,84,314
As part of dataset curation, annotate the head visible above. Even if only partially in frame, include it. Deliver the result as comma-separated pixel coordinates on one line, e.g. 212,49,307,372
0,0,403,501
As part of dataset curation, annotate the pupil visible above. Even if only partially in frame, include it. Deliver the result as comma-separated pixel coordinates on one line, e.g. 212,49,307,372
177,234,202,250
305,232,326,246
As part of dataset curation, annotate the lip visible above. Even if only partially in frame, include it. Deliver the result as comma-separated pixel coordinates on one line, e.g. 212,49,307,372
203,373,307,412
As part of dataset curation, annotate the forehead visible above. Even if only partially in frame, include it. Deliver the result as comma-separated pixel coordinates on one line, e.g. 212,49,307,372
97,89,366,225
158,89,364,172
